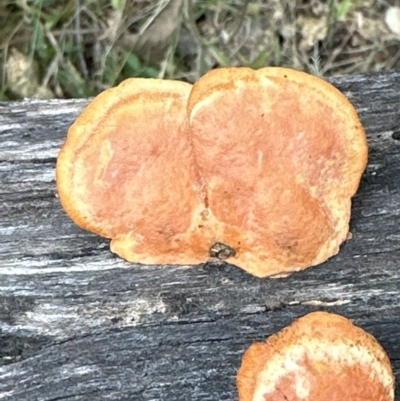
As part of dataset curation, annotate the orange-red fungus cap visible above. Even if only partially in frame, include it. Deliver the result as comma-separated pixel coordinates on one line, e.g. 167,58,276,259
237,311,395,401
56,67,368,277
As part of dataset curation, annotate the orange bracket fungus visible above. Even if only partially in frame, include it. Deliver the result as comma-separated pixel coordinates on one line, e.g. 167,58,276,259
236,311,395,401
56,67,368,277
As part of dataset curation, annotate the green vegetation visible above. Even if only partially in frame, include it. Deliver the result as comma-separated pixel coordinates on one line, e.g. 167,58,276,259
0,0,399,100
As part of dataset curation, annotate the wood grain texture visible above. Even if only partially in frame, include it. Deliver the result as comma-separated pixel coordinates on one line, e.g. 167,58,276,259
1,70,400,400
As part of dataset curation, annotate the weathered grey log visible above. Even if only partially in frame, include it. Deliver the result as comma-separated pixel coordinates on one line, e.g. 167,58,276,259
0,70,400,400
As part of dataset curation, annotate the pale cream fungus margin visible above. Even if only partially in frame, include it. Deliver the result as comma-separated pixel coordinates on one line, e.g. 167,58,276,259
56,67,368,277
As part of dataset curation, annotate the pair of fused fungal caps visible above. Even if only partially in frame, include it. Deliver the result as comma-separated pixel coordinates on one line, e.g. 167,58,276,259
56,67,395,399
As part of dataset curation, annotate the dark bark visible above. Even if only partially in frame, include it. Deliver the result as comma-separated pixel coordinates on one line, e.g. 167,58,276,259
1,70,400,400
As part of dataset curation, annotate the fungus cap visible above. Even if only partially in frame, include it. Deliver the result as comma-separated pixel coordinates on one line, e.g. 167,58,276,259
56,78,208,265
56,67,368,277
237,311,395,401
187,67,368,276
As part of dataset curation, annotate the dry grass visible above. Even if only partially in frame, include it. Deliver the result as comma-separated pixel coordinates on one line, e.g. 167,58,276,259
0,0,399,100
